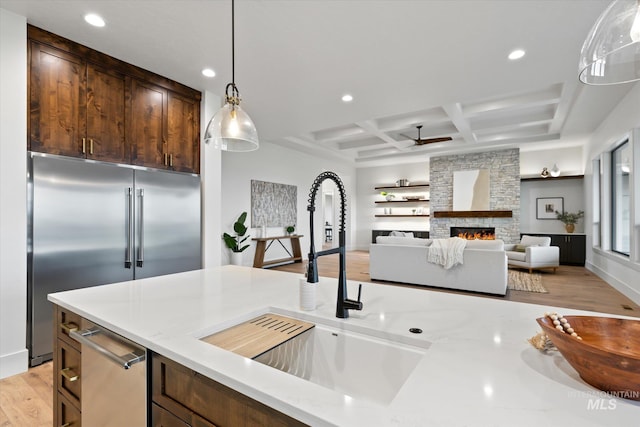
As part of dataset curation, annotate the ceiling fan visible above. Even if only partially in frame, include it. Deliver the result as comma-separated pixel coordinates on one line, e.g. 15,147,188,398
404,125,453,146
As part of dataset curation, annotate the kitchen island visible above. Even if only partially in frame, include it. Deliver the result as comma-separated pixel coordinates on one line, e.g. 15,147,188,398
49,266,639,426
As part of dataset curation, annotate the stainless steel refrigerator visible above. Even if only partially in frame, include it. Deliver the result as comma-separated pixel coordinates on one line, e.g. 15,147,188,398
27,152,201,366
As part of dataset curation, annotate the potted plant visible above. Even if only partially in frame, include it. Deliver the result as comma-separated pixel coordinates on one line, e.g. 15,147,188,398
555,210,584,233
223,212,250,265
286,225,295,235
380,191,395,201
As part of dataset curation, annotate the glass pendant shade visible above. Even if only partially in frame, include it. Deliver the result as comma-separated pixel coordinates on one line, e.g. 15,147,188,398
550,163,561,177
578,0,640,85
204,102,259,152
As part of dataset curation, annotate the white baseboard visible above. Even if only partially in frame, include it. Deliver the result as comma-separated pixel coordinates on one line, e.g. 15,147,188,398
586,261,640,306
0,348,28,379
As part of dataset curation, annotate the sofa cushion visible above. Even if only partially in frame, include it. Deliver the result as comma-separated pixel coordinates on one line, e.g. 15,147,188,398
464,239,504,250
506,251,527,261
515,244,527,252
520,235,551,247
389,231,414,238
376,236,432,246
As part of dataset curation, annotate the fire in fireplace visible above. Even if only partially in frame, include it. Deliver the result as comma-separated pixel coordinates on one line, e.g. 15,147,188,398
450,227,496,240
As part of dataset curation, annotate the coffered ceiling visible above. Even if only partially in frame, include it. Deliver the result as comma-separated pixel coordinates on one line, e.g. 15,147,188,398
2,0,637,167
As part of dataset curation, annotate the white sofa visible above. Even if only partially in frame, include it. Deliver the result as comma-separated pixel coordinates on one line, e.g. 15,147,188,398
369,236,508,295
504,235,559,273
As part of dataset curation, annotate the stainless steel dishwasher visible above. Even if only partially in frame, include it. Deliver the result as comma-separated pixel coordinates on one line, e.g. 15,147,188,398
70,321,146,426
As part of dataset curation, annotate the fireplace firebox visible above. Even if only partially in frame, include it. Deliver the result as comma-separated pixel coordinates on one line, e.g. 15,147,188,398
450,227,496,240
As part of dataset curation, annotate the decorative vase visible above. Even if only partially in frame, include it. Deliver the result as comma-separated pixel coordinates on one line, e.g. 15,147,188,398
386,195,394,201
565,223,575,233
230,252,243,265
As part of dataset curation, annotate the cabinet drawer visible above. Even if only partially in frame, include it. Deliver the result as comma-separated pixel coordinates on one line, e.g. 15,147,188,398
56,391,81,427
57,339,81,407
152,403,191,427
56,307,82,350
152,353,306,427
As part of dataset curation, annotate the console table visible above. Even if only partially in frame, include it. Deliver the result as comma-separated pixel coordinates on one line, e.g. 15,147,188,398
252,235,304,268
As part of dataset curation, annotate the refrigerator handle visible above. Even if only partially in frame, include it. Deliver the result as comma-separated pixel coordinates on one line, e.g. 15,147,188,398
137,189,144,267
125,187,133,268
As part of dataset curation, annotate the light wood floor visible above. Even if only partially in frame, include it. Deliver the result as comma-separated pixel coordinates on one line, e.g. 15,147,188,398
0,361,52,427
1,251,637,426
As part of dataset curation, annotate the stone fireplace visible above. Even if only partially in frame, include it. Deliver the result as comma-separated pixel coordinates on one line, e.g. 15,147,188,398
429,148,520,243
450,227,496,240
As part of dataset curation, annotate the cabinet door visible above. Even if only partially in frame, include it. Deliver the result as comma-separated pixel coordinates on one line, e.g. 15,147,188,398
29,42,85,156
167,92,200,173
129,78,166,169
86,65,127,163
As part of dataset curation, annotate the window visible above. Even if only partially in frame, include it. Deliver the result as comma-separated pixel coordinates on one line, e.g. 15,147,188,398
611,140,630,256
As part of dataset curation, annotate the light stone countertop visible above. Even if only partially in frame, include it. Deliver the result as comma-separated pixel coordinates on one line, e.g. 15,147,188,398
49,266,639,426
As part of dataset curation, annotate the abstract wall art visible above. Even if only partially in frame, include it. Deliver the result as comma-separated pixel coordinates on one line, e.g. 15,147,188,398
251,180,297,227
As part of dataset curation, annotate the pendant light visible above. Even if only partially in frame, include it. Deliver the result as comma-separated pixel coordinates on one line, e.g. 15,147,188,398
204,0,259,151
578,0,640,85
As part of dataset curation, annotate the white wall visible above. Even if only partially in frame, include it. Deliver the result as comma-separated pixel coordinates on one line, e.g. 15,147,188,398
221,142,356,266
520,179,585,233
200,91,222,268
584,82,640,304
355,162,430,250
0,8,28,379
520,146,584,177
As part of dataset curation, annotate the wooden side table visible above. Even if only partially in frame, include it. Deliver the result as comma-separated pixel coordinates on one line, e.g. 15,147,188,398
251,235,304,268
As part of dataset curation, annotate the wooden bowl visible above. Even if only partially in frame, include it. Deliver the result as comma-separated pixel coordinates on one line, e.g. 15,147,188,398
536,315,640,400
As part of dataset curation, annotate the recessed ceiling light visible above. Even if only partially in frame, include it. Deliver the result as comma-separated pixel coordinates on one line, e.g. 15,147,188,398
508,49,525,60
84,13,105,27
341,94,353,102
201,68,216,78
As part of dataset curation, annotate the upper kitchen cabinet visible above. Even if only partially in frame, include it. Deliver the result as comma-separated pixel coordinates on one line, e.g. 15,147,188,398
86,65,127,163
27,25,201,173
129,83,200,173
28,42,84,157
129,79,166,169
28,42,127,163
167,92,200,173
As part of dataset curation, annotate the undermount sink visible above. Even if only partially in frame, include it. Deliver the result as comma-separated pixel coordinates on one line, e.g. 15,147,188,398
199,309,429,405
254,323,427,404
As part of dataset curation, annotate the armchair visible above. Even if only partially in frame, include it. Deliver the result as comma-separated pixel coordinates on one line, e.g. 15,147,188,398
505,235,559,273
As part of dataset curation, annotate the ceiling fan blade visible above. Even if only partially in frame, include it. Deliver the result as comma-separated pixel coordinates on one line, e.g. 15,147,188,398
414,136,453,145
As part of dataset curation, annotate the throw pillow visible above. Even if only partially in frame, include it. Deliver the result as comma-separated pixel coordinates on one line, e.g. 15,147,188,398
515,244,527,252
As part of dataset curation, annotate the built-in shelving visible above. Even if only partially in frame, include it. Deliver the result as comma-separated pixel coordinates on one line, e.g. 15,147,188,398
375,214,430,218
375,200,428,204
374,183,430,220
375,184,430,190
520,175,584,182
433,210,512,218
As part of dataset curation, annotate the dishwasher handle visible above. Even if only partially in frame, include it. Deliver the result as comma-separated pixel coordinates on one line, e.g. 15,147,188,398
70,327,145,370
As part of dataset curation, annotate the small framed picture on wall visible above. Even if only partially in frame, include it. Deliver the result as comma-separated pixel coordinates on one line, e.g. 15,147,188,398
536,197,564,220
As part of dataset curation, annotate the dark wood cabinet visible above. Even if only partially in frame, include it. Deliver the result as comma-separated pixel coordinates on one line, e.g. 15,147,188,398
521,233,586,266
129,78,166,169
29,42,128,163
151,353,307,427
28,25,201,173
86,64,127,162
550,234,586,266
167,92,200,173
29,42,84,156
